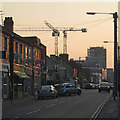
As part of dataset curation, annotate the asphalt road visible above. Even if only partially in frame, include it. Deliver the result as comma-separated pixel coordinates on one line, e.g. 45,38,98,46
2,89,111,119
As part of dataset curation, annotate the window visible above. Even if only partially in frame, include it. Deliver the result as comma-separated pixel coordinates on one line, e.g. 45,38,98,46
15,42,18,53
23,46,25,64
20,44,22,63
4,37,7,51
15,42,18,63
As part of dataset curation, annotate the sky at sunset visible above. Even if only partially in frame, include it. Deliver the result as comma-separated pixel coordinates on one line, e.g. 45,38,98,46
1,1,120,68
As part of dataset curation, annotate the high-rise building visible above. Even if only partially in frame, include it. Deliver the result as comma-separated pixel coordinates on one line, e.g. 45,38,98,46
86,47,106,69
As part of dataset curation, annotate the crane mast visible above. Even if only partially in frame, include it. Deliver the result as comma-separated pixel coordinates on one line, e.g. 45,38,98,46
63,28,87,54
44,21,60,56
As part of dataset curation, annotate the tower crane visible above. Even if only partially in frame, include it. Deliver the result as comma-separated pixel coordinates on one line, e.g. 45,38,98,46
44,21,60,56
62,28,87,54
15,22,87,55
0,11,4,26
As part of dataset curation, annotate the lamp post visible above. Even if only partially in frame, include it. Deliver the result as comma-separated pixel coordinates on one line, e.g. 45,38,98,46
103,40,114,43
9,35,14,103
86,12,118,100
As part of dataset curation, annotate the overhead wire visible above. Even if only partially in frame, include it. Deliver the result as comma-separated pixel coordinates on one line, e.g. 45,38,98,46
14,17,113,55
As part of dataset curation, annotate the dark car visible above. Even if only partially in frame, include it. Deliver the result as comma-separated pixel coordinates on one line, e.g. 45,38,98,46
98,82,111,93
81,83,91,89
37,85,58,99
56,83,82,96
109,83,114,89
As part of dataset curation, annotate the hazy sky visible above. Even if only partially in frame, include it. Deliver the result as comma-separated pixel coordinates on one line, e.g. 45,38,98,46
1,1,119,68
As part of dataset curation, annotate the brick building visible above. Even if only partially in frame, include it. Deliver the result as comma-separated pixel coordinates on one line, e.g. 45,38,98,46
1,17,46,99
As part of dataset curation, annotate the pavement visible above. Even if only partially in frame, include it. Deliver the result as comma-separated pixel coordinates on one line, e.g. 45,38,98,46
97,95,120,120
2,94,120,119
2,95,36,109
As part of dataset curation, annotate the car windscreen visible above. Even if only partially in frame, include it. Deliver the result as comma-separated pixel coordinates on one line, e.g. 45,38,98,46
41,86,50,90
100,83,109,87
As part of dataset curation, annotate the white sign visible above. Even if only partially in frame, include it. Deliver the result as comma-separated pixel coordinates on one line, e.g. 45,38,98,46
59,66,66,70
0,63,10,72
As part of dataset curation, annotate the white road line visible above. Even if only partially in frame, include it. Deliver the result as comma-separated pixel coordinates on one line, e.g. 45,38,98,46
46,104,56,108
58,100,66,104
27,109,41,115
15,117,19,119
90,93,111,120
34,106,42,109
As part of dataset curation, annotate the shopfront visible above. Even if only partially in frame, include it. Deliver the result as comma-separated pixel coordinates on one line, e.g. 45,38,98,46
14,64,29,98
34,66,41,91
1,63,10,99
25,66,32,96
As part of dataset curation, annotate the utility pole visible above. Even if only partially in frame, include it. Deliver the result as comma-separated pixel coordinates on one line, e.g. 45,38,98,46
9,35,14,103
31,48,34,96
86,11,118,100
113,12,118,99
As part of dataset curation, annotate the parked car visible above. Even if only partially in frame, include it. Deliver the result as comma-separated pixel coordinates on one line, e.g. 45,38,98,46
109,83,114,89
37,85,58,99
89,83,97,89
81,83,91,89
56,83,82,96
95,84,99,89
98,82,111,93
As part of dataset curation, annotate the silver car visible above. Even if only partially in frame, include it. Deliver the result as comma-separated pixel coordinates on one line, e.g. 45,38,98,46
56,83,82,96
37,85,58,99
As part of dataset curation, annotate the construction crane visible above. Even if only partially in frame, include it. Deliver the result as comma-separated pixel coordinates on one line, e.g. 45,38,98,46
0,11,4,26
15,23,87,55
62,28,87,54
44,21,60,56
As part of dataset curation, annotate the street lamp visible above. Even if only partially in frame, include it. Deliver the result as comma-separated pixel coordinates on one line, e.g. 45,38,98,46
103,40,114,43
86,12,118,100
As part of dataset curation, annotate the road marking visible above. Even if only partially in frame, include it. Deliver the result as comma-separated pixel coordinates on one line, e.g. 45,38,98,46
58,100,66,104
90,93,111,120
46,104,56,108
27,109,41,115
34,106,42,109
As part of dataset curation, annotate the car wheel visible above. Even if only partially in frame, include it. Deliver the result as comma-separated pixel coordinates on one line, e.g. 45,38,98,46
52,94,55,99
78,90,81,95
98,89,100,93
65,91,70,96
42,97,45,100
38,96,40,100
56,94,58,98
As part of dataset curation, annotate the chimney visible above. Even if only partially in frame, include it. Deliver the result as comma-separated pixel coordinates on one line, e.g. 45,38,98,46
4,17,14,32
59,54,69,62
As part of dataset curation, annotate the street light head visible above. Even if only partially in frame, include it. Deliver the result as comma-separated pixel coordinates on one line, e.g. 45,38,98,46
81,28,87,32
86,12,96,15
103,41,109,43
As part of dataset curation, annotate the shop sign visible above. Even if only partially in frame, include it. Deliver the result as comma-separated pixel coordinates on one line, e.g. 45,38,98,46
0,63,10,72
25,67,32,75
14,64,24,72
59,66,66,70
34,67,40,74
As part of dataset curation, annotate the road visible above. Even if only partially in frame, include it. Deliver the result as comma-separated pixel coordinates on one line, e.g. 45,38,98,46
2,89,111,119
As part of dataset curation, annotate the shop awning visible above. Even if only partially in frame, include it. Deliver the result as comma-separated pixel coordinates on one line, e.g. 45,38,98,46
14,71,30,79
